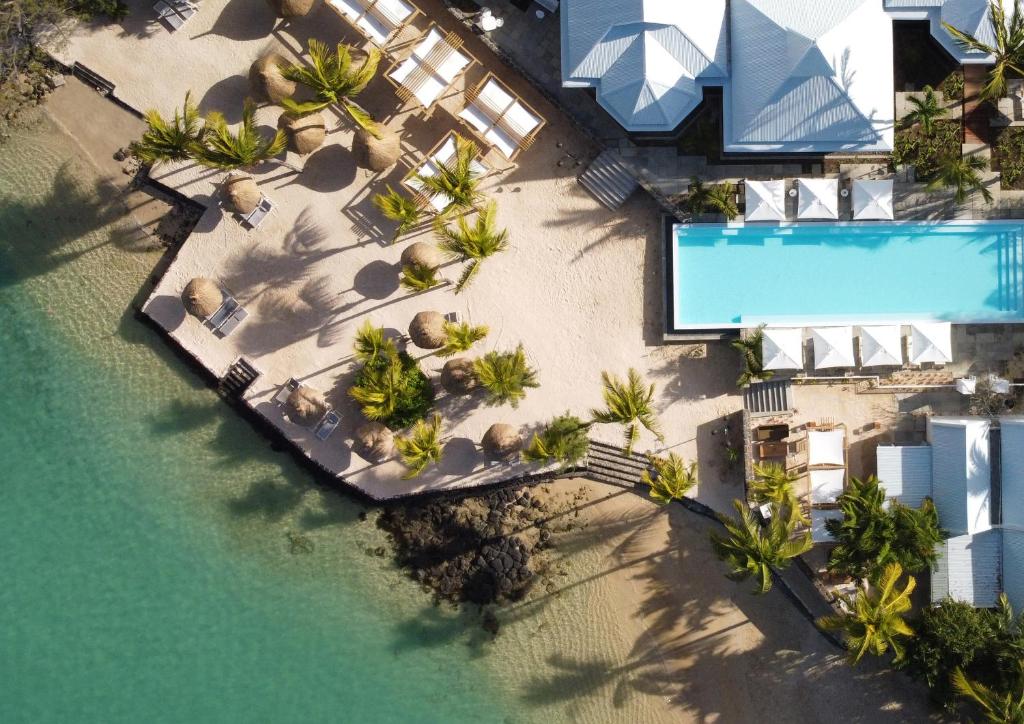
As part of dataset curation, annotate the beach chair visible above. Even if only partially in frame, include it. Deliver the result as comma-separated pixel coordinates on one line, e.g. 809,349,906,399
215,306,248,338
326,0,420,48
274,378,301,406
386,24,474,113
154,1,184,29
241,197,274,230
402,131,489,214
457,73,545,162
314,410,341,441
205,296,238,331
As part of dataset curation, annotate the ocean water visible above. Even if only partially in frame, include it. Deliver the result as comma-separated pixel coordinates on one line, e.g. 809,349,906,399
0,112,660,724
673,222,1024,327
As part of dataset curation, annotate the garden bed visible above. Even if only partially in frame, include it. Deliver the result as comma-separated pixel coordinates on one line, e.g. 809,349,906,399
893,119,962,182
993,126,1024,189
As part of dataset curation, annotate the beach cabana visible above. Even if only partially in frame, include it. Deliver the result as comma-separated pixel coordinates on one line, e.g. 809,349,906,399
181,278,223,319
909,322,953,365
387,24,473,111
743,179,786,222
858,324,903,367
352,126,401,172
762,327,803,370
458,73,545,162
811,326,854,369
285,385,329,427
810,468,845,504
482,423,522,461
807,428,846,468
326,0,419,47
408,310,446,349
403,132,488,213
796,178,839,220
851,179,894,221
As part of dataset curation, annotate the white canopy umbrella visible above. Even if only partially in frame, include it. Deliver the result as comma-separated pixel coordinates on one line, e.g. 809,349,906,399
744,179,786,222
811,326,855,369
852,179,894,220
762,327,803,370
858,325,903,367
797,178,839,220
909,322,953,365
810,468,846,504
807,429,845,467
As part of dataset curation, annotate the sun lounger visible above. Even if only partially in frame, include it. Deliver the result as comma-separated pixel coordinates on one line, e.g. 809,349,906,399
274,378,300,406
327,0,419,47
215,306,248,338
204,296,238,330
458,73,545,162
387,25,472,111
154,0,196,30
403,131,488,213
314,410,341,441
241,196,274,230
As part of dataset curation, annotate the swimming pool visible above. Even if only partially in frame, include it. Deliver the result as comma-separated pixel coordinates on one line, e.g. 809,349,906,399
669,221,1024,331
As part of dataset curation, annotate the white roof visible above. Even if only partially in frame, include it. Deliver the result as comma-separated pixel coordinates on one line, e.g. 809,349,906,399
851,179,895,220
811,326,854,369
909,322,953,365
560,0,728,131
810,508,842,543
808,428,845,467
726,0,895,152
762,327,803,370
796,178,839,220
858,324,903,367
885,1,1000,65
810,468,845,504
744,179,786,221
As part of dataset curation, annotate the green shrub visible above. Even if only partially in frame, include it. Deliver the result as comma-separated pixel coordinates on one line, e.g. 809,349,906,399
893,120,961,182
995,127,1024,189
350,347,434,430
941,71,964,101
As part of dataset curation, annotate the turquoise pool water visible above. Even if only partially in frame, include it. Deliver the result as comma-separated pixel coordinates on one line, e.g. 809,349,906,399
671,221,1024,329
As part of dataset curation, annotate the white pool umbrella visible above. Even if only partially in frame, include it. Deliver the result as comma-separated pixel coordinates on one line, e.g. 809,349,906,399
807,429,845,467
852,179,894,220
909,322,953,365
859,325,903,367
811,326,854,369
810,468,846,504
744,179,786,222
797,178,839,220
762,327,803,370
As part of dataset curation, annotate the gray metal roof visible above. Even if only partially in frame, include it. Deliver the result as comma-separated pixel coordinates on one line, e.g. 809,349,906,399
1003,529,1024,615
876,445,933,508
1000,418,1024,528
932,530,1002,608
929,418,992,535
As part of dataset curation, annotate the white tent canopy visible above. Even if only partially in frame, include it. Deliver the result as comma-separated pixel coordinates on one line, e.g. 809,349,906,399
797,178,839,220
851,179,894,220
859,324,903,367
744,179,786,222
811,326,854,369
808,428,845,467
909,322,953,365
810,468,845,504
762,327,803,370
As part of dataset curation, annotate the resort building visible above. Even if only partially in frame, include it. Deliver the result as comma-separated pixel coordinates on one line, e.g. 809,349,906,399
877,417,1024,611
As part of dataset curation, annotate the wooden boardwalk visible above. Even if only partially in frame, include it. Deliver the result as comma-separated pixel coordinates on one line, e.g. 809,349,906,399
964,64,993,146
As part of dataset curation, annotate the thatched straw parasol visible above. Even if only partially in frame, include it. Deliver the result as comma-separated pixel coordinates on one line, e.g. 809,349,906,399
401,242,442,271
352,126,401,172
278,112,326,155
285,385,328,426
249,52,296,104
223,175,261,215
181,277,223,318
440,357,477,395
408,311,446,349
354,421,394,462
482,423,522,460
266,0,315,18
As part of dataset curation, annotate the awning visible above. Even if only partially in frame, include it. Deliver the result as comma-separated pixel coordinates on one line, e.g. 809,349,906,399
851,179,894,220
811,326,854,369
810,468,845,504
858,324,902,367
797,178,838,220
744,179,786,222
808,428,845,467
909,322,953,365
762,327,803,370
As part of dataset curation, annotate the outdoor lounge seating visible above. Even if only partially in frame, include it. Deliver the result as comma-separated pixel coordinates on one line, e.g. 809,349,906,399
403,131,488,213
239,196,274,230
154,0,197,30
387,24,472,111
274,378,301,406
314,410,342,441
204,296,239,331
215,306,248,338
458,73,545,162
326,0,419,47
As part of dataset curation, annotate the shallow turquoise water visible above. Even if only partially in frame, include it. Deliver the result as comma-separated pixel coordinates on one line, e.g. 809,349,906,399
673,222,1024,327
0,115,520,724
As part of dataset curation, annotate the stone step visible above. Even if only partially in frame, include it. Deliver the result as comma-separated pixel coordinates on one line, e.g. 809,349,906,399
578,150,639,210
219,357,260,398
744,380,793,415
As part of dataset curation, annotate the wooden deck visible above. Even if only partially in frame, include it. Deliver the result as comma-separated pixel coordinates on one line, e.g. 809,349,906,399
964,63,993,146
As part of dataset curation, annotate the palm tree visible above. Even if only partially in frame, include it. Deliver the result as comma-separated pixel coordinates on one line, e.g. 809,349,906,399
818,562,916,664
472,344,539,408
944,0,1024,101
435,321,488,358
732,324,774,387
400,263,441,293
349,347,405,421
710,499,813,594
281,39,381,133
435,201,509,293
749,462,807,523
415,134,484,214
901,85,944,135
952,663,1024,723
590,368,663,456
394,413,444,479
927,153,994,204
825,475,895,580
353,319,388,363
642,453,697,505
193,100,287,171
130,91,204,165
688,177,739,220
521,413,589,471
373,186,424,244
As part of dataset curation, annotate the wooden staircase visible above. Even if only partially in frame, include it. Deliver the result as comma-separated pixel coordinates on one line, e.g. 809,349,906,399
578,150,640,210
964,64,993,147
219,358,260,399
583,440,652,488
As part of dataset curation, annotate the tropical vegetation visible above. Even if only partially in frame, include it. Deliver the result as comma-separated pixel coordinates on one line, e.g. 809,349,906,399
995,127,1024,188
749,462,806,523
642,452,697,505
710,499,812,594
129,91,204,165
435,200,509,292
435,321,488,358
900,85,943,135
953,663,1024,723
472,345,538,408
521,413,590,471
818,562,916,664
943,0,1024,101
687,177,739,220
927,153,994,204
415,134,484,215
193,100,288,171
399,262,442,293
893,118,961,183
732,324,773,387
348,325,434,429
282,39,380,133
373,186,424,243
590,368,663,456
394,413,444,479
